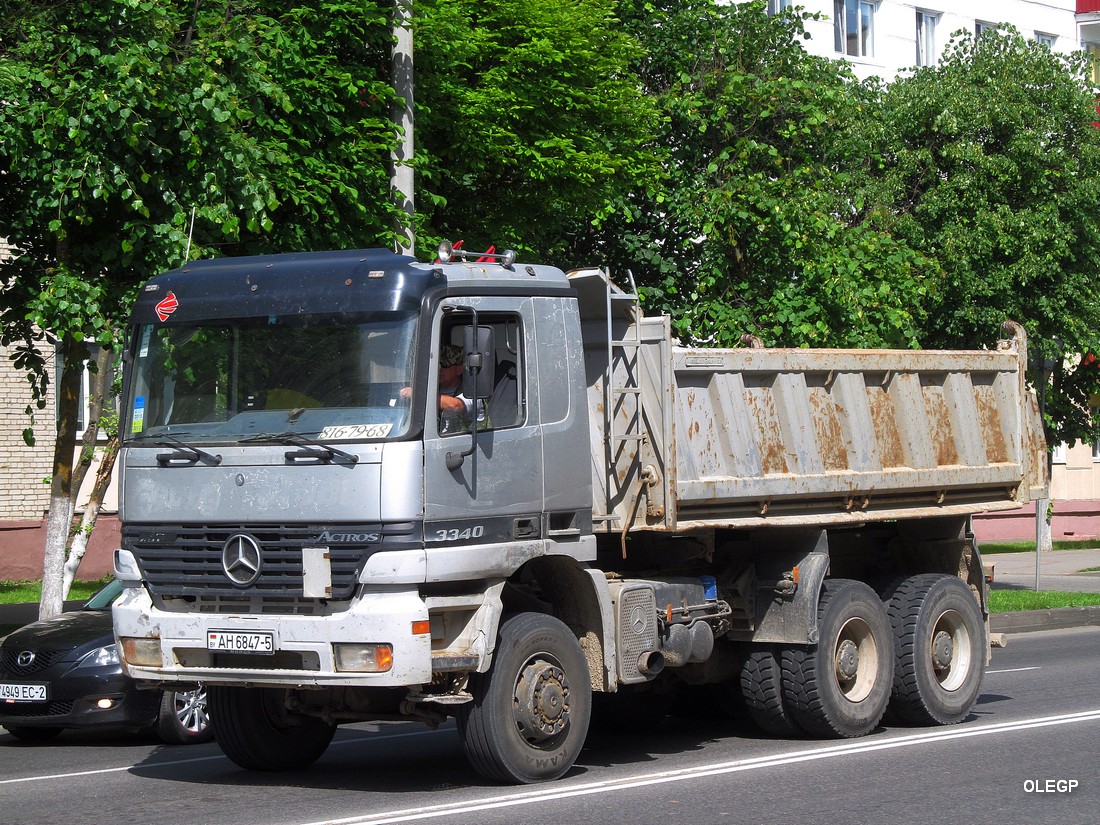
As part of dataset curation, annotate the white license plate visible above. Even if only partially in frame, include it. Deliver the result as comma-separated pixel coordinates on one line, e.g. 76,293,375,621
207,630,275,654
0,683,48,702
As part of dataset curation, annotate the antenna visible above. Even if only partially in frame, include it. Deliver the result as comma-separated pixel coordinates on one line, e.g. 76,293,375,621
183,206,196,263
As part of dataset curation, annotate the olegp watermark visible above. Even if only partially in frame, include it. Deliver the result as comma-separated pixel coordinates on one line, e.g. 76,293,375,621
1024,779,1079,794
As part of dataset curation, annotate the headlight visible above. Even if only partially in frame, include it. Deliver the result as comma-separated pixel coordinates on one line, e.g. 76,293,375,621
76,644,121,669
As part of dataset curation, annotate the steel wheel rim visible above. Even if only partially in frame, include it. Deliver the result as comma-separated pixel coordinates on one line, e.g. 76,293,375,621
930,609,972,692
834,617,879,703
512,653,572,749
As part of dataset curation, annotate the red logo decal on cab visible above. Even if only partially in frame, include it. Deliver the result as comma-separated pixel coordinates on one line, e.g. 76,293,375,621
155,292,179,322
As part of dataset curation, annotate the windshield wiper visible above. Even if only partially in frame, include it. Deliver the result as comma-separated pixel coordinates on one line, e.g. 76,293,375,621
155,435,222,466
239,431,358,465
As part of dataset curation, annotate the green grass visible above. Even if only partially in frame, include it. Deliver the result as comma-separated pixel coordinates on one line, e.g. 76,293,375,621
0,577,112,605
980,540,1100,554
988,589,1100,612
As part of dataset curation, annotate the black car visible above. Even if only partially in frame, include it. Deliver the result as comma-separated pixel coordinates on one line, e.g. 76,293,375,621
0,579,211,744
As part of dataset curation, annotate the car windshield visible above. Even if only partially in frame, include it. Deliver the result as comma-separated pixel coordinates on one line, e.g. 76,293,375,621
124,312,418,443
83,578,124,610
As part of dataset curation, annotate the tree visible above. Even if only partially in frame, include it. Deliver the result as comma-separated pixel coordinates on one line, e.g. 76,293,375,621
413,0,661,264
870,27,1100,448
0,0,401,618
600,0,930,349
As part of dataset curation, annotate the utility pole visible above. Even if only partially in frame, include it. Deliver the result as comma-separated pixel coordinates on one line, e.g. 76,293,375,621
391,0,415,256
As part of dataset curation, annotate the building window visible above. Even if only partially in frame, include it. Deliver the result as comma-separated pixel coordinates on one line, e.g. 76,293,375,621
767,0,793,14
916,11,938,67
975,21,996,38
54,345,116,439
1087,42,1100,85
835,0,875,58
1035,32,1055,49
1052,442,1067,464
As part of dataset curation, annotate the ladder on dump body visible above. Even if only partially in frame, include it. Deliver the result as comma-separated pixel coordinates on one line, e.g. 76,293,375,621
605,270,645,470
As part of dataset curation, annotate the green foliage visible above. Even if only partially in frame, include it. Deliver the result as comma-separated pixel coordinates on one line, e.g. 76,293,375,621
414,0,661,263
605,0,929,349
0,0,403,431
870,27,1100,444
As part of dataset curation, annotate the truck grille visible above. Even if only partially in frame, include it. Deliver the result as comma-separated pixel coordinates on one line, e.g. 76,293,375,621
122,523,412,599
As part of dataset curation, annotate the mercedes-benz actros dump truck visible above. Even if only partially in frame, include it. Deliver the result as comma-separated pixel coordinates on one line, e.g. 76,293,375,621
112,245,1047,783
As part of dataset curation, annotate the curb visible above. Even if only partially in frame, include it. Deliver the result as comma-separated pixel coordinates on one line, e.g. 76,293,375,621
989,605,1100,635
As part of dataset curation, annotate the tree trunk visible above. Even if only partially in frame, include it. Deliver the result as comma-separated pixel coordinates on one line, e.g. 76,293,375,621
63,436,119,596
59,346,115,597
39,337,87,620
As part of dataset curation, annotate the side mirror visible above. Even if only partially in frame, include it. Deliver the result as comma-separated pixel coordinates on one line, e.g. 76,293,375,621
462,324,495,400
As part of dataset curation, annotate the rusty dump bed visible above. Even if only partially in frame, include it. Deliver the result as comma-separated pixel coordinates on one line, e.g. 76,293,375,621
570,270,1048,534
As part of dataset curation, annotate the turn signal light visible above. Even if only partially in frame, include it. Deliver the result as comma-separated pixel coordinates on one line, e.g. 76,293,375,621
334,643,394,672
120,637,162,667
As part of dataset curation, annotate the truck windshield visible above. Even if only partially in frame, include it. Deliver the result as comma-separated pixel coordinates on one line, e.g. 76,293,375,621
124,312,418,444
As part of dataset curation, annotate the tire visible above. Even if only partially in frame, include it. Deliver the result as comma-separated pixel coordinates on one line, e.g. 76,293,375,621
458,613,592,784
208,686,336,771
156,686,214,745
781,579,893,738
739,647,802,737
884,573,985,726
4,726,63,743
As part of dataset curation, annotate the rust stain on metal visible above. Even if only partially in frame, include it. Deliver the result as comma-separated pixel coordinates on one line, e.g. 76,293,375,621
809,386,848,471
867,384,904,469
923,385,960,466
746,383,788,475
973,385,1008,464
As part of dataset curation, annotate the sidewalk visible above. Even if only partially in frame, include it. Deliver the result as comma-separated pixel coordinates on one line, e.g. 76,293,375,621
984,547,1100,634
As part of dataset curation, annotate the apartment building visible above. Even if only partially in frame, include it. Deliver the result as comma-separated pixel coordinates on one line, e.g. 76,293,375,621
768,0,1080,79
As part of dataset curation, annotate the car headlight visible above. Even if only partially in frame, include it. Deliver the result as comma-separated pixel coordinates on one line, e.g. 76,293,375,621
75,644,121,669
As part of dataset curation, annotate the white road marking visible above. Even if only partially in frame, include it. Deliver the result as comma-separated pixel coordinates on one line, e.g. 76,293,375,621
298,709,1100,825
986,666,1042,674
4,707,1098,823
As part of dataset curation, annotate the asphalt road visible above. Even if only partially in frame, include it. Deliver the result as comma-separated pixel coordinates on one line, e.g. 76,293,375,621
2,626,1098,825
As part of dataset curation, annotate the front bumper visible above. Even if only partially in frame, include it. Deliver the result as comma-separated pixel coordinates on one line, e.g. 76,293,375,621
113,584,432,689
0,668,160,731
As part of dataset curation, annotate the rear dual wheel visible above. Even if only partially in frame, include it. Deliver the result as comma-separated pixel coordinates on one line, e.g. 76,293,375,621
884,574,985,725
781,579,893,738
739,646,801,737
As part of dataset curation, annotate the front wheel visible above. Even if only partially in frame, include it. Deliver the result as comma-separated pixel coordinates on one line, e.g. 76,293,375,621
458,613,592,784
781,579,893,738
156,686,214,745
884,574,985,725
208,686,336,771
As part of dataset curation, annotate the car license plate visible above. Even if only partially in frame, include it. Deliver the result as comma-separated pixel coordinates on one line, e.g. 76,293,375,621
0,683,48,702
207,630,275,654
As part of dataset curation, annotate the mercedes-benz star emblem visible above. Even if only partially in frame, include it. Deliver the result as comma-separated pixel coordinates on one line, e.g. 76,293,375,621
16,651,35,668
222,534,263,587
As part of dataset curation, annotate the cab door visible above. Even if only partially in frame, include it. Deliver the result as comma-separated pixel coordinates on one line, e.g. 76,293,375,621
422,298,544,558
